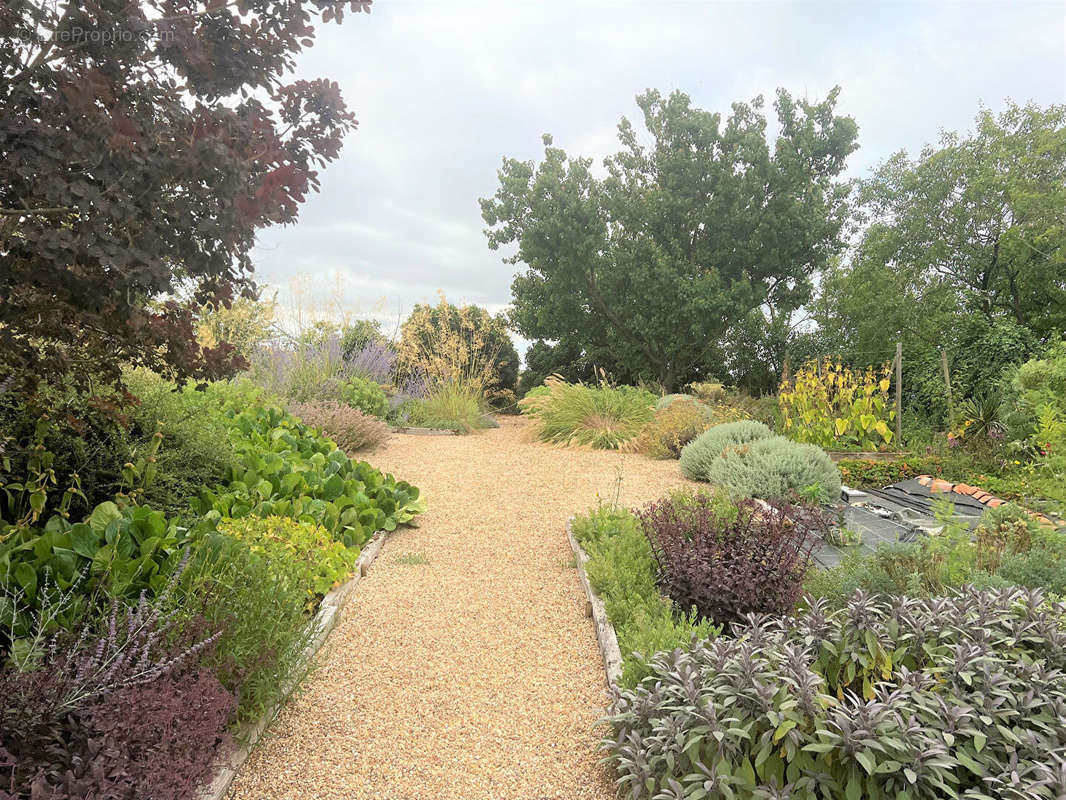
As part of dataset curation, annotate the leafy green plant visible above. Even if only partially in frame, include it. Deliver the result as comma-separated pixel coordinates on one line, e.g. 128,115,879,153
169,532,317,723
836,456,944,489
520,376,655,449
607,587,1066,800
1,500,181,659
705,434,842,501
779,358,896,450
571,505,718,686
218,516,357,608
678,420,773,481
191,403,424,549
337,376,389,418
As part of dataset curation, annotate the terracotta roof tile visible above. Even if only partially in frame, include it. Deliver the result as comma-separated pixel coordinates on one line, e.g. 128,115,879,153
985,498,1004,508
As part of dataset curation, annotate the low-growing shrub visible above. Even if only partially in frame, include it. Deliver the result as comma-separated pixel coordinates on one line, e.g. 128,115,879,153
639,399,713,459
607,587,1066,800
1,592,233,799
679,420,772,480
654,393,694,410
638,494,823,624
289,401,390,452
336,376,389,418
172,532,317,723
218,516,358,607
572,505,718,686
836,456,944,488
520,376,655,449
705,434,842,501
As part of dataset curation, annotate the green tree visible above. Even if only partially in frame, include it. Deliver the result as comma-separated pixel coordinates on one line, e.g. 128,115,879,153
827,101,1066,350
481,88,858,391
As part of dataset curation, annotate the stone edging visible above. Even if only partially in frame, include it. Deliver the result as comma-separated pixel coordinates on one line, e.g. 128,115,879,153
565,517,623,688
199,528,391,800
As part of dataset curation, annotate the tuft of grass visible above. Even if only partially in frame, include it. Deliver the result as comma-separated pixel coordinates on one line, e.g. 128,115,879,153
519,375,655,449
408,380,491,434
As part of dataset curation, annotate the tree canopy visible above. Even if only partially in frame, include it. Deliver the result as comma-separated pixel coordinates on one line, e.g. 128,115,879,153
481,88,858,391
816,101,1066,359
0,0,368,390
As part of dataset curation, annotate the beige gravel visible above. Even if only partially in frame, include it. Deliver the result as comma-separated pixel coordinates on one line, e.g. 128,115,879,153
227,416,692,800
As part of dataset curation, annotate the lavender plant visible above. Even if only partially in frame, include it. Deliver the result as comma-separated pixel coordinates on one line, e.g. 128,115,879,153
606,587,1066,800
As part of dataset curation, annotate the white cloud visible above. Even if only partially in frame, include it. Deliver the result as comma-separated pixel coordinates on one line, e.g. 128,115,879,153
254,0,1066,352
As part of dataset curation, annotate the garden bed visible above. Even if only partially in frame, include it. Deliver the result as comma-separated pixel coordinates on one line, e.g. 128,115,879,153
199,528,391,800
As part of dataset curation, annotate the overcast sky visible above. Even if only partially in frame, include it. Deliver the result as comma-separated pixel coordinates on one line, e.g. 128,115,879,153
257,0,1066,345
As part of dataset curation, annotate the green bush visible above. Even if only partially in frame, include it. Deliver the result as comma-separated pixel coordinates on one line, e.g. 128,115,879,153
836,455,944,488
337,376,389,418
678,420,772,481
705,434,841,500
654,393,693,410
571,505,719,686
520,377,655,449
123,368,241,516
172,532,316,723
218,515,358,607
408,381,490,433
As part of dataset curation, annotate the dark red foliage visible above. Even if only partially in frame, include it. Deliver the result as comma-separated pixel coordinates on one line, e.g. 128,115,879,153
0,1,369,389
0,668,235,800
0,602,235,800
637,496,824,625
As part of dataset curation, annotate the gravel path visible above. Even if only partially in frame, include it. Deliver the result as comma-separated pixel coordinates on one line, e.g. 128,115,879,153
228,416,691,800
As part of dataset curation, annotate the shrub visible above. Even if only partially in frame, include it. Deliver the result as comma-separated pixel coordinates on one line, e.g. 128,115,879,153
218,516,358,607
172,532,317,723
705,434,842,501
520,376,655,449
779,358,896,449
336,376,389,418
407,380,490,433
289,401,390,453
571,505,719,686
639,399,713,459
678,420,772,481
654,393,694,410
687,382,726,404
836,455,944,488
606,587,1066,800
1,592,233,799
637,494,823,624
123,368,241,516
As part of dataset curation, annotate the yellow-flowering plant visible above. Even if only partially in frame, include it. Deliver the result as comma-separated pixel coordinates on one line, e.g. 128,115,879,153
778,359,896,450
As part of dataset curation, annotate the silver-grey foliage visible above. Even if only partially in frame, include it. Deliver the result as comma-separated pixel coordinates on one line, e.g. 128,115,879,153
606,587,1066,800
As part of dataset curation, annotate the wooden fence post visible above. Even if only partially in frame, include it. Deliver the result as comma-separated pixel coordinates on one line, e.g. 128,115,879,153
895,341,903,445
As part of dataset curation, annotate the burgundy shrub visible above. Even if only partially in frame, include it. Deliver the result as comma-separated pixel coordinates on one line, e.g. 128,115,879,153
0,600,235,800
637,495,824,625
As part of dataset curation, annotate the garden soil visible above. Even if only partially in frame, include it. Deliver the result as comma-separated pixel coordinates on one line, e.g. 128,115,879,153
227,416,692,800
